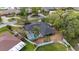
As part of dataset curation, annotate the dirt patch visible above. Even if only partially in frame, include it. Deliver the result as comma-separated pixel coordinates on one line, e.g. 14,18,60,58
33,32,63,44
50,33,63,42
33,37,45,44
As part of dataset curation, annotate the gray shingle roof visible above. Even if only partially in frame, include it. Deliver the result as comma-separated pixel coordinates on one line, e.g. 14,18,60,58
24,22,55,37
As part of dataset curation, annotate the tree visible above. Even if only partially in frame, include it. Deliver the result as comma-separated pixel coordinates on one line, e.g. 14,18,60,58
43,9,79,47
32,7,41,15
19,7,28,17
44,9,64,30
7,25,13,31
63,11,79,40
0,16,2,23
19,7,30,24
32,26,41,37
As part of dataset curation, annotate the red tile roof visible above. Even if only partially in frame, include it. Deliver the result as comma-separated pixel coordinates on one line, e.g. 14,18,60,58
0,32,21,51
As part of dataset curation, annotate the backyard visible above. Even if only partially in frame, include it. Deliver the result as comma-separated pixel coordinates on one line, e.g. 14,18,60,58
36,43,67,51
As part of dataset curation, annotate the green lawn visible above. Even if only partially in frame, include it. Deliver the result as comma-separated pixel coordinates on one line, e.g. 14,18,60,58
21,41,36,51
36,43,67,51
11,27,20,32
0,26,9,36
0,27,9,33
0,26,12,36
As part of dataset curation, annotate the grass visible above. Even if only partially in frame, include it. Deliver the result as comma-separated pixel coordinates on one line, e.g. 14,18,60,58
0,27,8,33
0,26,12,36
0,27,9,36
20,41,36,51
36,43,67,51
11,27,20,31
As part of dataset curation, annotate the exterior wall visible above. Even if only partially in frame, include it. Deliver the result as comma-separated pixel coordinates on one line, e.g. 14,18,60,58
9,41,26,51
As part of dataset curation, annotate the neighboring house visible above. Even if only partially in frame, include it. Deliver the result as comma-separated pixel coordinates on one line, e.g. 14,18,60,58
27,8,32,14
1,16,17,25
42,7,55,12
73,7,79,10
27,13,46,22
0,8,20,16
24,22,55,41
0,32,26,51
49,11,56,15
1,16,9,23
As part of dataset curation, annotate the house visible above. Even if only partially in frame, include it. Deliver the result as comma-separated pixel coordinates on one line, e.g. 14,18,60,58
27,13,46,22
24,22,56,41
0,32,26,51
0,7,20,16
73,7,79,10
42,7,55,12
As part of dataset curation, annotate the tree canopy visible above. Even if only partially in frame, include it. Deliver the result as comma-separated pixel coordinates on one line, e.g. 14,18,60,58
43,9,79,47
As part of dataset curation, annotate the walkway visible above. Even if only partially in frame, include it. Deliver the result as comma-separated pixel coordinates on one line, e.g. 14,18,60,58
62,39,75,51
